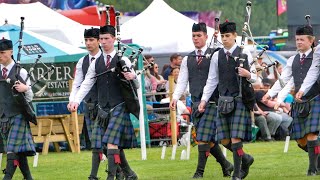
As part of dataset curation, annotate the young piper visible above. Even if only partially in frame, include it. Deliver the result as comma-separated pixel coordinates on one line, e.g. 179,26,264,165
198,21,255,180
69,25,138,180
170,22,233,178
0,38,36,180
263,25,320,176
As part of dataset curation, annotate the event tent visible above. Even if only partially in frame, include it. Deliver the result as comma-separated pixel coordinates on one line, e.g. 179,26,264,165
0,2,86,47
120,0,218,54
0,24,86,64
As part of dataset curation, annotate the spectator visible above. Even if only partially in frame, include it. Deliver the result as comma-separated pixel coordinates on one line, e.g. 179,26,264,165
162,53,182,80
150,63,167,101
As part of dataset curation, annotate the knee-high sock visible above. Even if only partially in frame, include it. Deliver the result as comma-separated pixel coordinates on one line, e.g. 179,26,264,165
231,142,244,178
210,143,228,167
119,149,135,177
194,144,210,175
307,140,320,172
90,149,102,178
18,154,33,180
3,153,19,180
107,149,121,180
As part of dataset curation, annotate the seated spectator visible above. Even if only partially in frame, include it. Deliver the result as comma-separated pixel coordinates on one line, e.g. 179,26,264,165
256,90,293,139
253,104,274,141
162,53,182,80
165,67,180,93
144,69,157,102
150,63,167,101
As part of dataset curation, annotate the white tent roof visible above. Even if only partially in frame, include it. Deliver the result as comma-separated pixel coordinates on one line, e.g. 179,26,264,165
0,2,86,47
121,0,248,54
121,0,215,54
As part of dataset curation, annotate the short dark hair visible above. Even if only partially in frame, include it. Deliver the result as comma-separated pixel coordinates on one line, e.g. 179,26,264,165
170,53,181,62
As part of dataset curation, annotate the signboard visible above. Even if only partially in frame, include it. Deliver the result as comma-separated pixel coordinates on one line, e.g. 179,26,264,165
23,61,77,99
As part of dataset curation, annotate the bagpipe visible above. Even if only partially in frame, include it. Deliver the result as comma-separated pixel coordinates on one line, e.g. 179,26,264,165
0,17,56,125
230,1,256,110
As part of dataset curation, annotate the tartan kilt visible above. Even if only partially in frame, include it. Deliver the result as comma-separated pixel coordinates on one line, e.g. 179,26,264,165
0,114,36,156
91,104,137,149
192,103,217,142
291,96,320,140
216,99,252,142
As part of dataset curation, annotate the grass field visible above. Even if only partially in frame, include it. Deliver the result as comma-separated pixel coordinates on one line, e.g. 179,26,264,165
1,141,319,180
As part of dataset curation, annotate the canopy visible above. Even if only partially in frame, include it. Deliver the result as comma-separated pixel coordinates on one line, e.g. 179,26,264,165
0,2,86,47
0,24,86,64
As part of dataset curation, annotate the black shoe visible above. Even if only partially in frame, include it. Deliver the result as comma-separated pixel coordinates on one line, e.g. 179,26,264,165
126,172,138,180
222,161,234,177
231,176,242,180
306,170,317,176
192,172,203,179
240,155,254,179
88,175,99,180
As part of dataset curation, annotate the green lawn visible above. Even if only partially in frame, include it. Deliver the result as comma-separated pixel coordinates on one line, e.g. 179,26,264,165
1,141,319,180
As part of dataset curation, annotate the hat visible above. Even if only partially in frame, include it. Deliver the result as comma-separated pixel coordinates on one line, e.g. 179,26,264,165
84,28,100,39
296,25,313,36
0,38,13,51
192,22,207,33
219,21,236,34
100,25,116,36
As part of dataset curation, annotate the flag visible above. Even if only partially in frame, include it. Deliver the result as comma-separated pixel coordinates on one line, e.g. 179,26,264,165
277,0,287,16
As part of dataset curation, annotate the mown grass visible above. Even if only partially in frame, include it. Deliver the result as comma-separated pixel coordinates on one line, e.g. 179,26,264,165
1,141,319,180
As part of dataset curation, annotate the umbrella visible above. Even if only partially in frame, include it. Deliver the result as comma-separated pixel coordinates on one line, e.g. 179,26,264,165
0,24,86,64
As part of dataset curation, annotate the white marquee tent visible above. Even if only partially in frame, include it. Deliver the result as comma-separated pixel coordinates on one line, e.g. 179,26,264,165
120,0,217,54
0,2,86,47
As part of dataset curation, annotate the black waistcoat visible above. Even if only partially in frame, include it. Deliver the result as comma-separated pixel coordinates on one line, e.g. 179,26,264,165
82,55,98,103
292,52,319,99
0,64,26,117
95,54,124,109
187,48,219,102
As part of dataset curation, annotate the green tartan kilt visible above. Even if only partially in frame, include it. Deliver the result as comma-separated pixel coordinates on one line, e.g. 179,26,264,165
192,103,217,142
291,96,320,140
0,114,36,156
91,103,137,149
216,100,252,142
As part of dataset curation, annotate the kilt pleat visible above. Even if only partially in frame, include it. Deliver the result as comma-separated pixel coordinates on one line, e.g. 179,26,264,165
291,96,320,140
216,100,252,142
0,115,36,156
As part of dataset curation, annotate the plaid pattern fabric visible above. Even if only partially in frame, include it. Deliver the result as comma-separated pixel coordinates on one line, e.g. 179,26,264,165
0,115,36,156
216,99,252,142
291,96,320,140
91,104,137,149
192,103,217,142
83,115,94,141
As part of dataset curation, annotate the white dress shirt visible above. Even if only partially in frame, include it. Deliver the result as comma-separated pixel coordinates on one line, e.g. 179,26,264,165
172,46,207,100
69,50,102,102
73,49,135,105
267,48,319,99
1,61,33,102
201,43,256,102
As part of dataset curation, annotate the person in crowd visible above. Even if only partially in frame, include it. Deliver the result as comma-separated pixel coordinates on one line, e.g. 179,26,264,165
150,63,167,101
162,53,182,80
